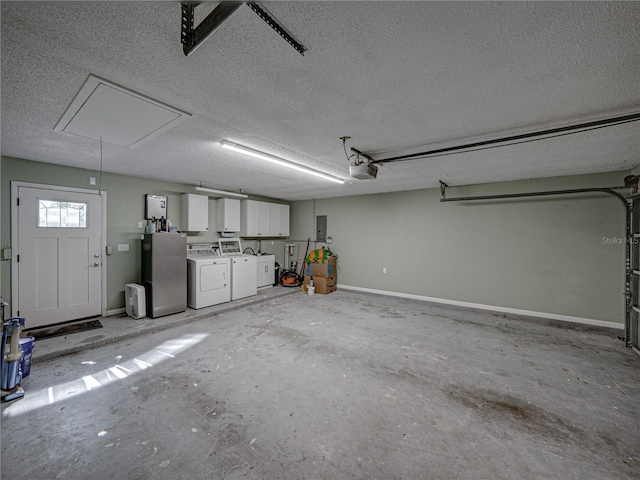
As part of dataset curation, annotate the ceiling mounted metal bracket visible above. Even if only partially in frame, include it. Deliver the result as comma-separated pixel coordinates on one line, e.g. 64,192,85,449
247,2,307,56
439,181,448,198
181,2,242,56
350,147,375,164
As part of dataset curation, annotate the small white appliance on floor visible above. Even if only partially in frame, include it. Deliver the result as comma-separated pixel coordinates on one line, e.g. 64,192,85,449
125,283,146,318
187,245,231,309
218,238,257,300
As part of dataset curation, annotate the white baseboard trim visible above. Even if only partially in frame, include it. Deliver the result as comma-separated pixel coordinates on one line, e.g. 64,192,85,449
106,307,126,317
338,284,624,331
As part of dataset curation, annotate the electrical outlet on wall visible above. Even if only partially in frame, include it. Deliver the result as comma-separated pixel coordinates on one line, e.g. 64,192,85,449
383,267,387,274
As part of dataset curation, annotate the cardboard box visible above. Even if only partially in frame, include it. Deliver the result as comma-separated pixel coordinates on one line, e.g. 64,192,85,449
305,255,337,277
302,275,337,295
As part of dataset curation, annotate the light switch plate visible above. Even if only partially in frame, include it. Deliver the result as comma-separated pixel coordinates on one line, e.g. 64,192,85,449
117,244,129,252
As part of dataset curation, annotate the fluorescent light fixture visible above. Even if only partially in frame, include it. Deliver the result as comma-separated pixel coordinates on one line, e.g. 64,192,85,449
195,186,248,199
220,141,345,184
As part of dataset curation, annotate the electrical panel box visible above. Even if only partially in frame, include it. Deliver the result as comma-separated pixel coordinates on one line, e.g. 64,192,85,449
316,215,327,242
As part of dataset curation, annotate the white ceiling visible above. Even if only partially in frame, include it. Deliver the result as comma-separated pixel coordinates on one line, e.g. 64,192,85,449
2,1,639,201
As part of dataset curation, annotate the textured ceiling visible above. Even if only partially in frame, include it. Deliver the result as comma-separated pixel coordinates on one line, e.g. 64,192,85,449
2,1,639,201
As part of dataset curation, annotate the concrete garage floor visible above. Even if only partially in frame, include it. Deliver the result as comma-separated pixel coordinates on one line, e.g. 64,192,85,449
1,291,638,479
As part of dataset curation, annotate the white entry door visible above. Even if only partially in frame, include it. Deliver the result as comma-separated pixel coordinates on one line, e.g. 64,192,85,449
14,185,104,328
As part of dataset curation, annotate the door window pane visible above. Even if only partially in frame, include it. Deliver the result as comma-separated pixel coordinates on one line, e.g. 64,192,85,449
38,200,87,228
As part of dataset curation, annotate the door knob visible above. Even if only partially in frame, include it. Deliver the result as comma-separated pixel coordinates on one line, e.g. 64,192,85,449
94,254,100,258
91,262,100,267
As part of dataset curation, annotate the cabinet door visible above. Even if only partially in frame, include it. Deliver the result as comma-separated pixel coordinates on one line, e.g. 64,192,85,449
270,204,290,237
280,205,290,236
241,200,260,236
182,194,208,231
217,198,240,233
269,204,280,236
256,257,275,287
264,260,275,285
257,202,270,236
257,260,267,287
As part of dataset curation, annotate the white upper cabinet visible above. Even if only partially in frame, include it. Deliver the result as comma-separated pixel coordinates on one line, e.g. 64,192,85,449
241,200,290,237
241,200,265,236
181,194,208,231
270,203,290,237
216,198,241,233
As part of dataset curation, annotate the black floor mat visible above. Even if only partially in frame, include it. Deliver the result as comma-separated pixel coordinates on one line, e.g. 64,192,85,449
25,319,103,341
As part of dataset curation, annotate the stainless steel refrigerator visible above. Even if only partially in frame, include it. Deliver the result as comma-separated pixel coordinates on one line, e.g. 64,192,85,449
141,233,187,318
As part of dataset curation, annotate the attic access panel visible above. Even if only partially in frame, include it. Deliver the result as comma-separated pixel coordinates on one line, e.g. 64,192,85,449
54,75,191,148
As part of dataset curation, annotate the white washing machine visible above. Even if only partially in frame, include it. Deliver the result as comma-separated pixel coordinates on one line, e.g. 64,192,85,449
218,238,258,300
187,246,231,309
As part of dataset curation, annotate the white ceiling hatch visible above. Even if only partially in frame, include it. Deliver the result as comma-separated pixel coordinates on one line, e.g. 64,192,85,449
54,75,191,148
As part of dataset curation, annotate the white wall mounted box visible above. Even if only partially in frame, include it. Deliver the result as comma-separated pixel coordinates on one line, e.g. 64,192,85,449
181,194,208,231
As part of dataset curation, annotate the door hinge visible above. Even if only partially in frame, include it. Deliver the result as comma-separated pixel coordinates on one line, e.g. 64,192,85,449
17,310,20,316
16,198,19,206
17,254,19,263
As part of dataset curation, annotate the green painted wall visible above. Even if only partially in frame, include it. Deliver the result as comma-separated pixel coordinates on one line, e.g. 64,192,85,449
1,156,289,313
1,155,628,323
290,172,627,323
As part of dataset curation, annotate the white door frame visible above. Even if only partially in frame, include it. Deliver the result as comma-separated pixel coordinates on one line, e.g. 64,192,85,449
11,181,108,318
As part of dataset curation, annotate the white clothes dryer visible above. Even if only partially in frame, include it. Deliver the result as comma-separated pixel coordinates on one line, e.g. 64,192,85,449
187,255,231,309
